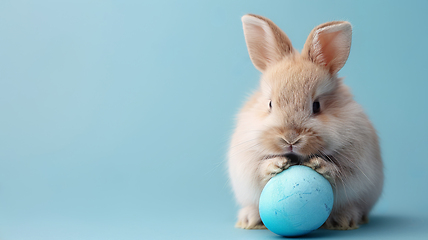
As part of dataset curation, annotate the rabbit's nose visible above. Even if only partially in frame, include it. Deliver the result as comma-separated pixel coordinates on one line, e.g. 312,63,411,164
282,136,301,146
283,126,302,144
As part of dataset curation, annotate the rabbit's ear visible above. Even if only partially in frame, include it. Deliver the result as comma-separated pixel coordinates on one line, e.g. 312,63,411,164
302,21,352,74
242,14,294,72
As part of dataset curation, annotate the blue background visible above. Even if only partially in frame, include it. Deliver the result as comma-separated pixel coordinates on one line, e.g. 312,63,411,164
0,0,427,239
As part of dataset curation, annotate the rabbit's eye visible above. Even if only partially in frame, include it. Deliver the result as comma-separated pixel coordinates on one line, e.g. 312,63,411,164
269,100,272,110
313,101,320,114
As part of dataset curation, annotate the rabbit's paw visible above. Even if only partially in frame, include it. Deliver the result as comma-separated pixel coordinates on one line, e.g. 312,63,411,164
259,157,290,184
235,205,267,229
322,209,362,230
303,156,336,184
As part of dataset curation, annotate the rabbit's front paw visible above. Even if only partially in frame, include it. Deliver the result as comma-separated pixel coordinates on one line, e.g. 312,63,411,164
235,205,266,229
259,157,290,184
303,157,336,184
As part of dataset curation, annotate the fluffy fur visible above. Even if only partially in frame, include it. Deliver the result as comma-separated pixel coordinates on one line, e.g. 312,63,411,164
228,14,383,230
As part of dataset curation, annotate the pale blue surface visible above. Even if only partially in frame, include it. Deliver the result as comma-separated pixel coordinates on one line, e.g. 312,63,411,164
0,0,428,240
259,166,333,237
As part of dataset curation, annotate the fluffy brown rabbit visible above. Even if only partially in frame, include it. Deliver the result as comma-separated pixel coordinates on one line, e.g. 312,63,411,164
228,14,383,230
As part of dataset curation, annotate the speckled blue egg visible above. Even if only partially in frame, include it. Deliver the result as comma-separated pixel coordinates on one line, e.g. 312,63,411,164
259,165,334,237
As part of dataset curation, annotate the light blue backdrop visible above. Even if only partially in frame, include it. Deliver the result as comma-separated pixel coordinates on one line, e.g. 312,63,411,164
0,0,427,239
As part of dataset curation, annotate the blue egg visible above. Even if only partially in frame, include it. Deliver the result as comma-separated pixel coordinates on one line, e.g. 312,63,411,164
259,165,334,237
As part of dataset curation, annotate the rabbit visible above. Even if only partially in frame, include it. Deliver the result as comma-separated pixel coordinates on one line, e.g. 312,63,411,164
228,14,384,231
